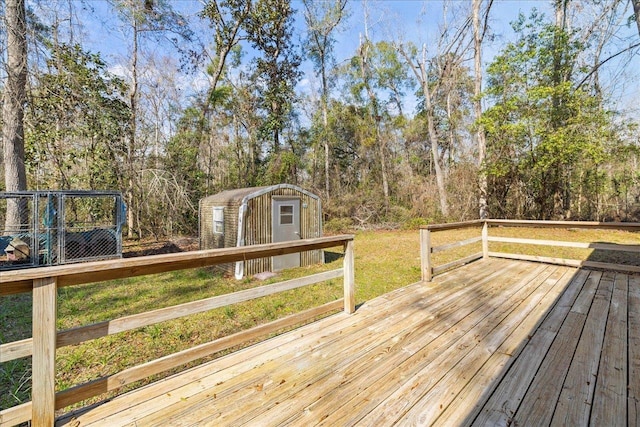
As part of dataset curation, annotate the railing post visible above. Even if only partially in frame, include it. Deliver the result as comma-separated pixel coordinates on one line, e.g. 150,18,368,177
482,221,489,259
420,228,432,282
343,239,355,314
32,277,57,427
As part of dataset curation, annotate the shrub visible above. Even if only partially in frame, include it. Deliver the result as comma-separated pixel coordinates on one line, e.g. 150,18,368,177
324,217,354,234
401,217,430,230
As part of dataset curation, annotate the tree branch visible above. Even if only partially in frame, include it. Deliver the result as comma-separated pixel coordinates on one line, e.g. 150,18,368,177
575,41,640,90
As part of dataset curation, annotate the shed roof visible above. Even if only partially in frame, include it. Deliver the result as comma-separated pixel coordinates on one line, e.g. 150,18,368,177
201,184,319,205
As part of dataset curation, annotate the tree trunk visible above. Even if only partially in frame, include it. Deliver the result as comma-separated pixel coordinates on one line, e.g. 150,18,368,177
398,44,449,217
446,91,455,165
423,87,449,218
419,49,449,218
127,15,139,239
302,0,348,199
634,0,640,36
359,37,390,211
3,0,29,231
473,0,489,219
377,124,390,210
321,47,330,198
322,100,331,198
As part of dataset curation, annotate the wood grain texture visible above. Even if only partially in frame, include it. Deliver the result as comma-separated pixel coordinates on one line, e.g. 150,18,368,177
432,252,483,275
489,251,640,274
471,269,590,426
488,236,640,253
10,258,636,427
628,275,640,426
31,277,57,427
511,272,601,427
590,273,628,426
54,300,343,410
0,402,31,426
486,219,640,230
431,236,482,254
343,240,355,313
0,337,31,363
433,267,575,426
420,228,432,281
0,235,354,296
551,273,614,426
362,264,559,426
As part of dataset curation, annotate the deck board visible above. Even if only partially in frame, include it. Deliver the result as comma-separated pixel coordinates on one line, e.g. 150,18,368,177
56,259,639,427
509,271,601,427
280,262,549,427
551,272,614,426
133,259,526,427
111,259,511,427
357,265,559,427
471,269,590,426
628,275,640,426
590,273,628,426
433,267,575,426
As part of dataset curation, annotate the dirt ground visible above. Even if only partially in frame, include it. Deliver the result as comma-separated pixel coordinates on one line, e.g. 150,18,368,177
122,237,199,257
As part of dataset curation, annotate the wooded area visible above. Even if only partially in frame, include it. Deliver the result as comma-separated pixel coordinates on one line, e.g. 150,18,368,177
2,0,639,239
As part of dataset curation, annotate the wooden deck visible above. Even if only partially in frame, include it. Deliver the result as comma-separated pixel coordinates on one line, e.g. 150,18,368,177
57,258,639,426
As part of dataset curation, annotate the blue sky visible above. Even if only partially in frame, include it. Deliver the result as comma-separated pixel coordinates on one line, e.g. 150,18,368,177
77,0,639,118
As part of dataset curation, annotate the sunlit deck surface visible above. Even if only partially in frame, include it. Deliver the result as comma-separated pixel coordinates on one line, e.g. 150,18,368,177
58,258,639,426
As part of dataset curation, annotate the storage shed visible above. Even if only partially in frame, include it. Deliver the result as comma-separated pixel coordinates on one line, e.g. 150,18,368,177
199,184,323,278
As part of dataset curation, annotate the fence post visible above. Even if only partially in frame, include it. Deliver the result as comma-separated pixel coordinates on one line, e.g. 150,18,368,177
343,239,355,314
32,277,57,427
420,228,432,282
482,221,489,259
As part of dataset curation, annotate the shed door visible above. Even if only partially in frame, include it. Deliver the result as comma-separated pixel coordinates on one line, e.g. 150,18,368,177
272,197,300,271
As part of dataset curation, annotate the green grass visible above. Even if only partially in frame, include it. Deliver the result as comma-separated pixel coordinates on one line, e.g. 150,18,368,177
1,226,639,412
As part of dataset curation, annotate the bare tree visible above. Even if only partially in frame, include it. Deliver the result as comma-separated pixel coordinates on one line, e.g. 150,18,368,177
399,44,449,217
111,0,192,238
357,2,392,211
2,0,28,230
303,0,348,199
572,0,640,95
200,0,252,96
396,0,477,219
473,0,492,219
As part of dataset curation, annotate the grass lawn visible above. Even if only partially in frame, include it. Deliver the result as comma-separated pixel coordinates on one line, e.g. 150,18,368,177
1,226,639,413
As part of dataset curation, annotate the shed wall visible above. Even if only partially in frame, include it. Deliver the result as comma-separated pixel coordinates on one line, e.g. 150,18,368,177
199,186,322,277
199,200,240,275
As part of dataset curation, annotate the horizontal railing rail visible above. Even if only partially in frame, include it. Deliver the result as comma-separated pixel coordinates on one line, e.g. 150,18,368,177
420,220,640,281
420,221,485,281
485,220,640,274
0,235,355,427
486,219,640,230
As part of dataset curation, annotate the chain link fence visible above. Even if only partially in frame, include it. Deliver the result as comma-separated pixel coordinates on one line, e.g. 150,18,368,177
1,191,125,270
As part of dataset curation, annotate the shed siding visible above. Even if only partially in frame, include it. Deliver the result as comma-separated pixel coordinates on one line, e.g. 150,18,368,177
199,185,322,277
199,200,240,275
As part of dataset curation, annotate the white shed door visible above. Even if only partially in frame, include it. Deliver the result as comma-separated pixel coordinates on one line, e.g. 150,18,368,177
272,197,301,271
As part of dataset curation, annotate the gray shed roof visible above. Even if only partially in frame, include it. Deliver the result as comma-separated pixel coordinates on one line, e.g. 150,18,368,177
201,184,320,205
201,186,270,204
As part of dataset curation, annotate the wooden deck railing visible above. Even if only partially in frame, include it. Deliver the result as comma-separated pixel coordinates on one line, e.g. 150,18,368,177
420,219,640,281
0,235,355,427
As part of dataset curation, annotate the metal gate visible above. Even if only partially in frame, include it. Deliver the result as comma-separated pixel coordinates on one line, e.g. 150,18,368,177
1,191,124,270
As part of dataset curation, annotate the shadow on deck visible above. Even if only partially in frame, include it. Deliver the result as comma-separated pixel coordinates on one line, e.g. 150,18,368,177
57,258,639,426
